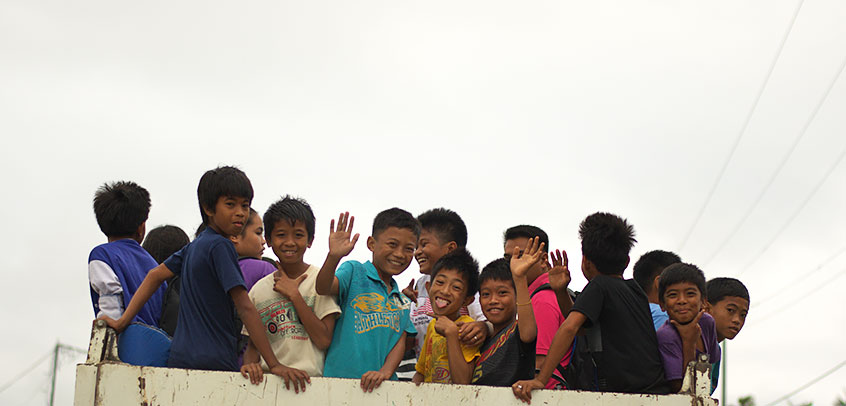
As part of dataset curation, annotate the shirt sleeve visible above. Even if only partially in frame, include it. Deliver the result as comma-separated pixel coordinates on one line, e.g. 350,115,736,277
571,278,604,327
335,261,356,305
532,293,564,355
657,326,684,381
89,259,124,319
459,317,481,362
416,320,435,375
163,247,185,276
210,240,246,293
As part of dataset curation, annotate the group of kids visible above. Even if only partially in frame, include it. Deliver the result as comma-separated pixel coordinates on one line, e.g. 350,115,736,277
89,166,751,402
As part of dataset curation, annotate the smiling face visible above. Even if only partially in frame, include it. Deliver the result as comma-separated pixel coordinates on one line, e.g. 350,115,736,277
367,226,417,283
428,268,472,319
269,219,312,266
479,278,516,332
660,281,703,325
232,212,266,258
708,296,749,342
415,229,453,275
204,196,250,238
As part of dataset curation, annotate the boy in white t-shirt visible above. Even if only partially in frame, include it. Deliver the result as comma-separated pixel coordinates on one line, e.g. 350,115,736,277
241,196,340,393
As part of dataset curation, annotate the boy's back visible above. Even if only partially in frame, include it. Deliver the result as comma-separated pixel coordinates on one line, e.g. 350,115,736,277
164,226,246,371
89,239,164,326
571,275,666,393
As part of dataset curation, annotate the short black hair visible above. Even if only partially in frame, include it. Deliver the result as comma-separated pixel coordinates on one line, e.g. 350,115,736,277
142,225,190,264
240,208,259,237
633,250,682,294
93,181,151,237
504,225,549,253
479,258,514,290
431,249,480,297
579,212,636,275
196,166,253,225
417,208,468,247
263,196,316,243
658,263,707,303
706,277,750,304
372,208,421,239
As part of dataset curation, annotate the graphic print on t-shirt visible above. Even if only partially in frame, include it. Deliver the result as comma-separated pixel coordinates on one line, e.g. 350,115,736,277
256,296,316,342
351,292,407,334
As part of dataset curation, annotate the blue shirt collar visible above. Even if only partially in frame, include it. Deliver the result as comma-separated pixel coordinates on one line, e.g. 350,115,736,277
363,260,401,296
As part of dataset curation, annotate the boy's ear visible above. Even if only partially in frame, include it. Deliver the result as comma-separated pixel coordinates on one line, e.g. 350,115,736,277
652,276,660,294
462,294,475,307
366,236,375,252
229,235,240,244
202,204,215,218
703,300,712,312
134,221,147,244
445,241,458,253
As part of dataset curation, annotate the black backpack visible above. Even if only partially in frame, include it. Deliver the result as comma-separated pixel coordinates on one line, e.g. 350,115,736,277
531,284,600,391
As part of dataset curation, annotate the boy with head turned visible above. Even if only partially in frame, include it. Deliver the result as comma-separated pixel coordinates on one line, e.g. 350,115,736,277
407,209,486,359
239,196,341,392
633,250,682,330
412,249,483,384
472,237,544,387
513,213,668,403
142,225,190,337
100,166,288,379
704,277,750,393
316,208,419,392
503,225,571,389
656,263,720,394
89,181,166,327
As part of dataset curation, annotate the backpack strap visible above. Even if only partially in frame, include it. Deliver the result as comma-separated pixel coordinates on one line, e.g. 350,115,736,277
530,283,552,298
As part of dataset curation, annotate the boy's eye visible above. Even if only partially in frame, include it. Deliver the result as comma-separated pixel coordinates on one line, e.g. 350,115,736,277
480,292,490,298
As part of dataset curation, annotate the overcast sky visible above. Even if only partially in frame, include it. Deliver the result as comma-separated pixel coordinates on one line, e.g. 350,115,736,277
2,0,845,405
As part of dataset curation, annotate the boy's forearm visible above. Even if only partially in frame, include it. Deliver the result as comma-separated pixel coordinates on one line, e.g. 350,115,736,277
554,290,574,316
444,332,474,384
243,340,260,365
680,337,696,381
513,275,537,342
377,332,406,377
288,295,334,350
115,264,173,328
233,288,282,369
315,253,341,295
536,314,582,384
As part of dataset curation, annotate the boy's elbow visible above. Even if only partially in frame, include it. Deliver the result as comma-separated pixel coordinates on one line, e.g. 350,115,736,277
314,336,331,350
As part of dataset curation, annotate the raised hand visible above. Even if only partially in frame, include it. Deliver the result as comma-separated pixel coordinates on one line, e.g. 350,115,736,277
402,279,418,303
548,249,571,292
273,269,307,300
328,212,359,258
510,236,546,278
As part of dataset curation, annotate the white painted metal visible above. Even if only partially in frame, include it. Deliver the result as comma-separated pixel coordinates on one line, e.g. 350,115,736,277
74,322,718,406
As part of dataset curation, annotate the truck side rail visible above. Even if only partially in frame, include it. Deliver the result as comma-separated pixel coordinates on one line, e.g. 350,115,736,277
75,321,718,406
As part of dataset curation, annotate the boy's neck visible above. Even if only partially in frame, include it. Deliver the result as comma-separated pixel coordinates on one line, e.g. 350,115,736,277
492,317,515,335
435,311,462,322
107,236,137,243
278,261,309,278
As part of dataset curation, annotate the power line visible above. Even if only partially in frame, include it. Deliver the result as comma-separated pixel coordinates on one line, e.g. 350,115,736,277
753,246,846,307
701,52,846,269
677,0,806,252
762,359,846,406
737,146,846,276
0,350,53,394
747,266,846,326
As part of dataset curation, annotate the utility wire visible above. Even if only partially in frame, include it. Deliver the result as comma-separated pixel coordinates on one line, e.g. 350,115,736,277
677,0,806,252
0,350,53,394
737,146,846,276
753,246,846,307
701,52,846,269
747,266,846,326
762,359,846,406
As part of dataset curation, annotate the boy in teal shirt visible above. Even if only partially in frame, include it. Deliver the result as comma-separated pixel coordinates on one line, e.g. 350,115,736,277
316,209,419,392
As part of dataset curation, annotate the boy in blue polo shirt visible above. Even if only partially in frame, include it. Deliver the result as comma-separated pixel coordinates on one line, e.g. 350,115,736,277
100,166,290,381
316,209,418,392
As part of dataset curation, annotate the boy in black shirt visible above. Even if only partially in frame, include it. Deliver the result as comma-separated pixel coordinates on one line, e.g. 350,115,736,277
512,213,668,402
